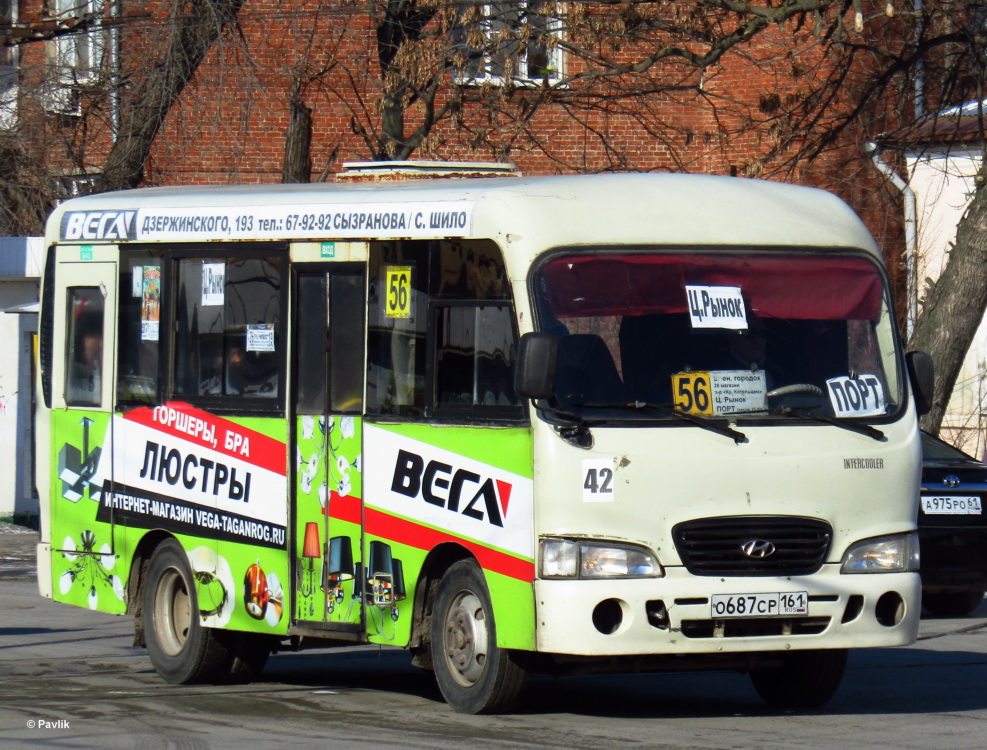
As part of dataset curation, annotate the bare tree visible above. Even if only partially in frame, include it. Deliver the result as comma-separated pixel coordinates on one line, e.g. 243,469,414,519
0,0,249,229
908,160,987,433
282,83,313,183
8,0,987,437
95,0,248,191
0,1,881,216
345,0,865,164
726,2,987,435
252,0,987,435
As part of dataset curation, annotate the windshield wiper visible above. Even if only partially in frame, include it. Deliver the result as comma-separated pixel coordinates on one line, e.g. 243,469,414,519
551,399,748,445
760,405,886,441
628,401,748,444
654,400,886,442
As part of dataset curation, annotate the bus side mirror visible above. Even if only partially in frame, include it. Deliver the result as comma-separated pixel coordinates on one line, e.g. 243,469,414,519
514,332,559,401
906,350,934,416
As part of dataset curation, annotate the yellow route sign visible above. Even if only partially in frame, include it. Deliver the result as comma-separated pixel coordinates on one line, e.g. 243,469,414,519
672,371,713,415
385,266,412,319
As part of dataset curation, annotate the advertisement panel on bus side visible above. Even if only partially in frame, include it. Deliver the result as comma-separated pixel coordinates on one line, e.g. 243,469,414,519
362,423,536,649
49,404,291,635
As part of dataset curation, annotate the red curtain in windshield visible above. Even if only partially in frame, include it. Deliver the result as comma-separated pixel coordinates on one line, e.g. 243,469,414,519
539,253,883,320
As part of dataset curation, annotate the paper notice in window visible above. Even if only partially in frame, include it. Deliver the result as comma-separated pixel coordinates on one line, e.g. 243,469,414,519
202,263,225,306
826,374,885,417
141,266,161,342
686,285,748,330
710,370,767,414
246,324,276,352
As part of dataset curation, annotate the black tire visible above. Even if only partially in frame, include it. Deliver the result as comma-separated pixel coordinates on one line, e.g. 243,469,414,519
142,539,233,684
922,590,985,617
225,633,271,684
430,559,529,714
750,649,847,709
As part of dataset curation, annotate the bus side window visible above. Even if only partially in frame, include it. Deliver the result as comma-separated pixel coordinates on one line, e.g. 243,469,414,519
429,239,521,415
294,269,364,415
173,254,284,403
65,287,104,406
366,239,521,420
366,243,427,417
433,304,521,410
294,274,328,415
117,254,163,404
329,272,365,412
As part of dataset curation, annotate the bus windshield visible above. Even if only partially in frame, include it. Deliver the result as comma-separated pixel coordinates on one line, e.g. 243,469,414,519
533,250,902,424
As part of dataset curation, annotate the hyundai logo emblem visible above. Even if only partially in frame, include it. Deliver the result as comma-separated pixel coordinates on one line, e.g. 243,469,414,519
943,474,961,489
741,539,777,558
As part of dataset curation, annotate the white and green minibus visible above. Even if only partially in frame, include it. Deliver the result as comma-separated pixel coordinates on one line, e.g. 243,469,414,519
36,169,933,713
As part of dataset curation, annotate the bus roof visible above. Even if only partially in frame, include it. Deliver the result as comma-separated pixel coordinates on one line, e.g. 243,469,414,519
45,173,880,263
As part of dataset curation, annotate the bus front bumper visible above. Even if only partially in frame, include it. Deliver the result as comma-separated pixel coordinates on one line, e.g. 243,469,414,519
533,565,920,656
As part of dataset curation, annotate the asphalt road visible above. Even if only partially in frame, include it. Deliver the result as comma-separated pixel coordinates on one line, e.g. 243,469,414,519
3,521,987,749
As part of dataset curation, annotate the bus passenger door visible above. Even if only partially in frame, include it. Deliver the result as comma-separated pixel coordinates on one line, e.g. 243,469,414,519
291,264,365,629
48,256,124,612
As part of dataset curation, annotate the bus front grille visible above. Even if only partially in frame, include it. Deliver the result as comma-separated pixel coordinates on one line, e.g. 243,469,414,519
672,516,832,576
680,616,831,638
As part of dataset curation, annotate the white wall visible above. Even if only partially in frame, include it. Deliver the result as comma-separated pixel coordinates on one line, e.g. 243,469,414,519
906,146,987,456
0,237,41,523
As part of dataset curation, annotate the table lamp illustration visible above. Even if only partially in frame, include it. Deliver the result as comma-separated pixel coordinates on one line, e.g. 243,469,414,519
366,541,407,620
326,535,355,612
299,522,321,599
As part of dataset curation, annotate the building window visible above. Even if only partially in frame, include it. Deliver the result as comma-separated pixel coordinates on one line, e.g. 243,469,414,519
43,0,105,113
0,0,17,126
51,0,105,84
60,173,98,199
453,1,562,85
0,0,14,75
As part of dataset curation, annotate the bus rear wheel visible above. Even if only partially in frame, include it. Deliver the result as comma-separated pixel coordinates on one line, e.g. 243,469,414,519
226,633,272,684
430,559,529,714
142,539,233,684
750,648,847,709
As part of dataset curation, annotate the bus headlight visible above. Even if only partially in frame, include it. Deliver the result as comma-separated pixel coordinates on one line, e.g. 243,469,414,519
840,532,920,573
540,538,663,579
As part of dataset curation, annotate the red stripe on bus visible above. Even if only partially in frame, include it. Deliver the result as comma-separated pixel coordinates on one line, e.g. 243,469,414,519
323,492,361,525
362,506,535,583
124,402,286,474
321,495,534,582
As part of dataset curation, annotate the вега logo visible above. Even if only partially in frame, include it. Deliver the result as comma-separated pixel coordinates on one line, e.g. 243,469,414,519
61,211,137,242
390,448,512,527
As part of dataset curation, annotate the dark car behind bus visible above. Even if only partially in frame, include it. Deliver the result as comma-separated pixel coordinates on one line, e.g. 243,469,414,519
919,432,987,617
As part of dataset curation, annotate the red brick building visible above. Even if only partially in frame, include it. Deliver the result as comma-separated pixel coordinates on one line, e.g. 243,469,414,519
3,1,909,278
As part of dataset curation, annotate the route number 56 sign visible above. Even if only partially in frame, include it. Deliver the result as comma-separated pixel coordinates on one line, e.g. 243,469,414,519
385,266,412,319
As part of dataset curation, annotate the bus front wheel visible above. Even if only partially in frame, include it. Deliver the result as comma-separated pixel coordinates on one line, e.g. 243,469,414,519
750,648,847,709
142,539,233,684
430,559,529,714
